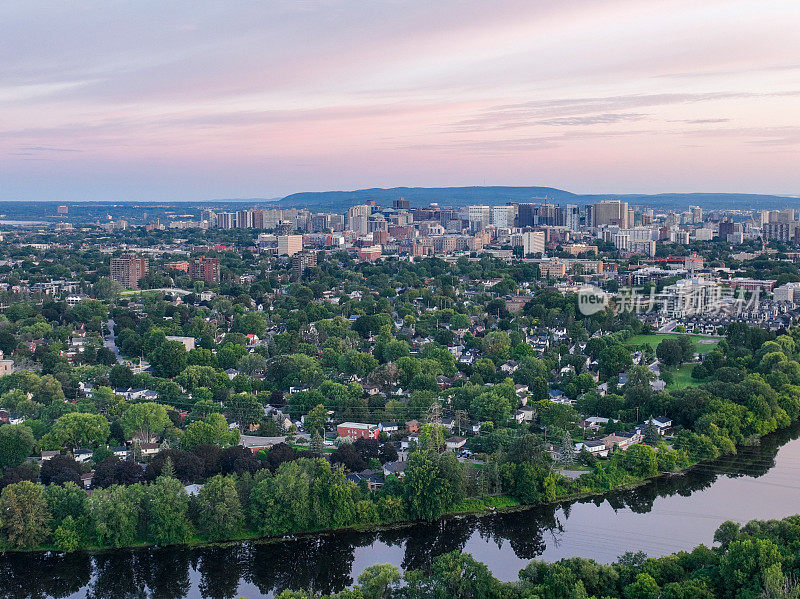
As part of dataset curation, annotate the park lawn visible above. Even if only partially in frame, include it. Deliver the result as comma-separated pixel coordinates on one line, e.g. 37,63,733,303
666,363,704,389
625,333,719,355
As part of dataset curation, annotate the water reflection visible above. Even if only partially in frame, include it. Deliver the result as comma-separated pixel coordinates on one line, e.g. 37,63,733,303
0,423,797,599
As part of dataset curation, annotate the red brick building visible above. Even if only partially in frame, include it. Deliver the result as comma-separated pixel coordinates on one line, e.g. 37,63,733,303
336,422,379,440
189,256,220,283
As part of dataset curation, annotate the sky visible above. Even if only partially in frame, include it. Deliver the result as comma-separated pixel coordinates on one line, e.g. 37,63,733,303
1,0,800,202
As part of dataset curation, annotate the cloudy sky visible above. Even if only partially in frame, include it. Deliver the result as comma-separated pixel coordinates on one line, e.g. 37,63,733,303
2,0,799,201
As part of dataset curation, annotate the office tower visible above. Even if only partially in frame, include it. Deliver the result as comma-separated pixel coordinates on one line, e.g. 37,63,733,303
393,198,410,210
110,254,148,289
535,203,563,226
235,209,252,229
690,206,703,223
189,256,220,283
251,209,265,229
718,217,735,238
347,205,372,232
291,251,317,280
516,203,536,227
763,221,800,243
490,205,515,228
565,204,580,231
277,234,303,256
590,200,629,228
522,231,545,256
217,212,235,229
201,209,217,227
467,205,491,231
329,214,345,231
368,216,388,233
276,221,294,235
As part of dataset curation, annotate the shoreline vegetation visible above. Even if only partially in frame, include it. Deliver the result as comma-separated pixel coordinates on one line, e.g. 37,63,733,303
0,419,794,557
266,514,800,599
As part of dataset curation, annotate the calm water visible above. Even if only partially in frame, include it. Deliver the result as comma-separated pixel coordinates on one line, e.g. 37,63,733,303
4,423,800,599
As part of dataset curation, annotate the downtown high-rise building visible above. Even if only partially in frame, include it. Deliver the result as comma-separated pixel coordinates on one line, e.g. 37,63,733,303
490,205,515,228
217,212,236,229
565,204,580,231
110,254,148,289
589,200,630,228
277,234,304,256
467,205,491,231
189,256,220,283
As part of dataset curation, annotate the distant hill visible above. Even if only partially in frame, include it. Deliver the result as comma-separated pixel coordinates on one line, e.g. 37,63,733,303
278,186,576,212
275,186,799,212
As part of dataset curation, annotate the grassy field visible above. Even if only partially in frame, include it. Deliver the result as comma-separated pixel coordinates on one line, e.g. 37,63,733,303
666,363,703,389
625,333,719,354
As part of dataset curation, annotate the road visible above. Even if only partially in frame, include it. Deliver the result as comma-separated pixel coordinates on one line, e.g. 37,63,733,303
104,319,124,364
658,320,677,332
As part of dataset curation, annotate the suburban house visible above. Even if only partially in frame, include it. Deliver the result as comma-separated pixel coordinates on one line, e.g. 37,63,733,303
400,434,419,450
514,406,537,423
73,449,93,463
382,461,406,478
575,440,610,458
139,442,160,457
634,417,673,436
445,436,467,452
111,446,130,459
600,431,644,452
346,469,385,491
80,471,94,489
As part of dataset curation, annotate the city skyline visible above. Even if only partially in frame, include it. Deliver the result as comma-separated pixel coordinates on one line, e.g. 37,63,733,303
2,1,800,202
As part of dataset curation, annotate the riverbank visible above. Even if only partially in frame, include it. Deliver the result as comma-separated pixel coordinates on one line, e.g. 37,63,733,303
2,425,799,599
0,434,768,556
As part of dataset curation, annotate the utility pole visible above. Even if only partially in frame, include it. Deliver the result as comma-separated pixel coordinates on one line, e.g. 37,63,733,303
425,403,442,425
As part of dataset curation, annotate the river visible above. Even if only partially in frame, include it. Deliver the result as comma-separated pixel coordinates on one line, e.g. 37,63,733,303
3,423,800,599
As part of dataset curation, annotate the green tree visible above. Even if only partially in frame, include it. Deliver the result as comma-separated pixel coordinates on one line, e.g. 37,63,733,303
599,345,633,381
51,412,110,450
146,473,192,545
195,474,243,541
624,572,660,599
644,418,660,445
236,352,267,376
224,393,263,430
53,515,81,552
402,450,465,521
0,481,51,549
109,364,134,389
93,277,123,301
358,563,401,599
87,484,144,548
0,424,35,469
182,413,239,449
149,340,188,378
44,481,87,529
119,402,170,442
656,338,683,367
304,404,328,437
428,551,503,599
